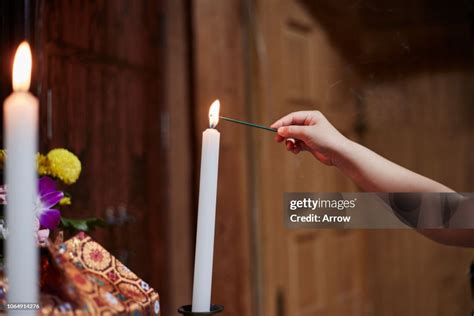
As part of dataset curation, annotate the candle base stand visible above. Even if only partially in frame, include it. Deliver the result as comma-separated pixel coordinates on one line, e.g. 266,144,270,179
178,304,224,315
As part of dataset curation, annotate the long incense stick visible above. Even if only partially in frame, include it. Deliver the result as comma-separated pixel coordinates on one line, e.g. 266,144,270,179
219,116,277,132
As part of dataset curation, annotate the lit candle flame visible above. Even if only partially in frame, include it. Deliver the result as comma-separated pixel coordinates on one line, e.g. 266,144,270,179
12,41,32,92
208,99,220,128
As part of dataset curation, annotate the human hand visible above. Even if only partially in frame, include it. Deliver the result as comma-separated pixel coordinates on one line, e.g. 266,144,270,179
270,111,350,166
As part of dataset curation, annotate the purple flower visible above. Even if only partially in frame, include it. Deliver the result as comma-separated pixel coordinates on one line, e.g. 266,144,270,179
35,177,64,230
0,184,6,205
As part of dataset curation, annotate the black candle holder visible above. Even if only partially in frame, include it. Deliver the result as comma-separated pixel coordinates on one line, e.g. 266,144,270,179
178,304,224,315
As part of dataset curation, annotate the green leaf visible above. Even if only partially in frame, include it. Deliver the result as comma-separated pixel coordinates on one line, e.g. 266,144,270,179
59,217,106,233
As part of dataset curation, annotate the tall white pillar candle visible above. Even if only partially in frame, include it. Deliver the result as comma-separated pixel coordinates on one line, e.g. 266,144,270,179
192,100,221,312
4,41,38,314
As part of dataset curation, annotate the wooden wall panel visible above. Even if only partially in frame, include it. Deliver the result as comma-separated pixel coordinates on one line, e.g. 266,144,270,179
302,0,474,314
362,69,474,315
162,0,194,312
0,1,193,315
254,0,474,315
37,0,173,313
192,1,254,315
255,1,365,316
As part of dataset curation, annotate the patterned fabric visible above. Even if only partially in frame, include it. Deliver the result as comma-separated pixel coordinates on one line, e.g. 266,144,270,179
42,232,161,315
0,232,160,315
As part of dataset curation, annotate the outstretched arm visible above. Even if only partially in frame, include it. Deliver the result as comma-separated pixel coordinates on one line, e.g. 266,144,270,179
271,111,453,193
271,111,474,247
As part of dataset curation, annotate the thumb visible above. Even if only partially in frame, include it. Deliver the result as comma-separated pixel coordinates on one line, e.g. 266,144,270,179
277,125,309,141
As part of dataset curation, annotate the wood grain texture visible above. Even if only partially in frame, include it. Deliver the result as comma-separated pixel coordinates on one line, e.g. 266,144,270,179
5,1,472,315
192,0,254,315
253,0,474,315
254,1,364,315
162,0,194,312
36,0,172,313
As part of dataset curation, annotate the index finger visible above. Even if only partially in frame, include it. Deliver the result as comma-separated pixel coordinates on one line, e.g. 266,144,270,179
270,111,315,128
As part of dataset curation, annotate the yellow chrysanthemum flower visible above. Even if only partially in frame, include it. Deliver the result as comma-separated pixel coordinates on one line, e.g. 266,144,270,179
0,150,6,169
37,153,50,175
47,149,81,185
59,196,71,205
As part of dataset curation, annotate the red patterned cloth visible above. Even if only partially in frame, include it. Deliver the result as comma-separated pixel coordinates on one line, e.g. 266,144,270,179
36,232,160,315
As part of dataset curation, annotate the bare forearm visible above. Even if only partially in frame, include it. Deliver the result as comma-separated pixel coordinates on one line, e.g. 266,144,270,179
334,140,454,193
335,140,474,247
273,111,470,247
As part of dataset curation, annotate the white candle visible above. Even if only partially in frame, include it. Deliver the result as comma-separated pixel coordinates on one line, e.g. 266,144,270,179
192,100,221,312
4,41,38,313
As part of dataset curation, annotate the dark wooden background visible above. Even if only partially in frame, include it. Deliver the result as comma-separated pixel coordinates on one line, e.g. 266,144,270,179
0,1,183,315
37,0,175,312
1,1,474,315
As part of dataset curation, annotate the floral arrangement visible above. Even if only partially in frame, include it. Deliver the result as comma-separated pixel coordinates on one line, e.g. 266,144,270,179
0,148,104,246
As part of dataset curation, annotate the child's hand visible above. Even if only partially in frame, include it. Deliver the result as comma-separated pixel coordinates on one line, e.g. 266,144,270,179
270,111,349,166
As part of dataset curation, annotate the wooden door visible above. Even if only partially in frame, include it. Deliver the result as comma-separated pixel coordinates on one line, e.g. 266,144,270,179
253,1,474,315
254,1,366,315
355,1,474,314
